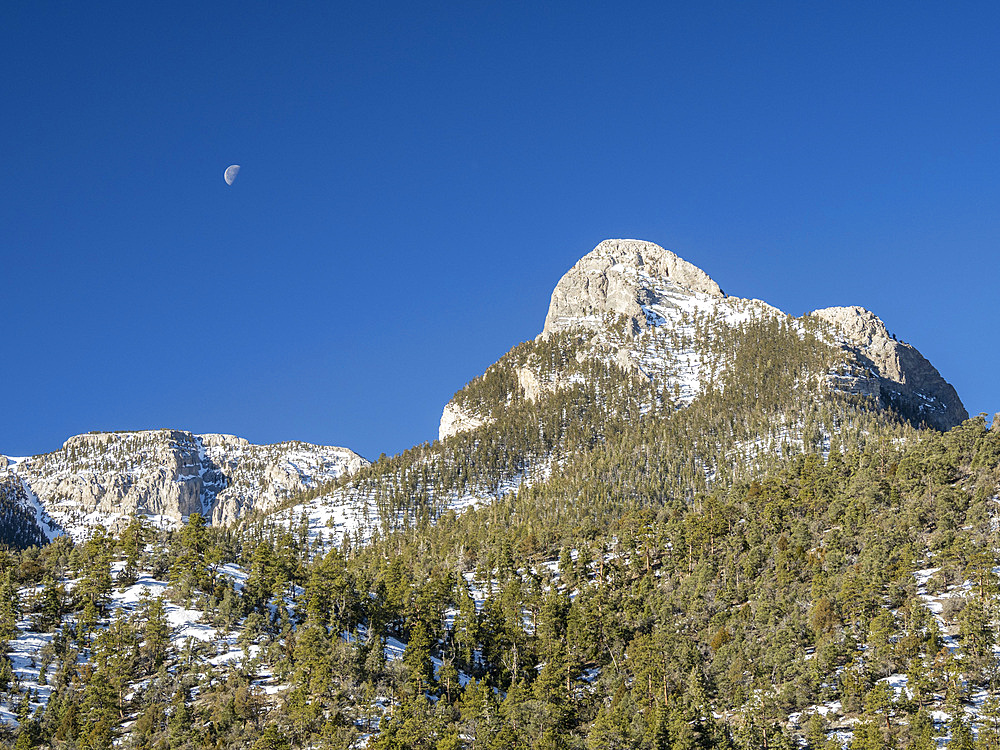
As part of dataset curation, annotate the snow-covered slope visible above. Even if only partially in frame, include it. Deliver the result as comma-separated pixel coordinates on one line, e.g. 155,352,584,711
2,430,368,540
267,454,553,554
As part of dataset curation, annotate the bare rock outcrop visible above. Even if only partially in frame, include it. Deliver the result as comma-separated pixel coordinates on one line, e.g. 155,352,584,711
10,430,368,536
542,239,723,337
439,403,488,442
32,431,208,521
206,436,368,526
809,306,967,430
517,366,550,404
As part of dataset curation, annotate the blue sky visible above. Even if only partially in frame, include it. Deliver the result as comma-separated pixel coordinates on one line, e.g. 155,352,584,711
3,1,998,460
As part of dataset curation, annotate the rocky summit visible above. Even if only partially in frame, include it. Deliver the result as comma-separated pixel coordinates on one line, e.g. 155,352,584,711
441,238,966,440
542,238,725,337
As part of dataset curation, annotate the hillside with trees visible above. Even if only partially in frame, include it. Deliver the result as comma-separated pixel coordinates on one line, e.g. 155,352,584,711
0,243,991,749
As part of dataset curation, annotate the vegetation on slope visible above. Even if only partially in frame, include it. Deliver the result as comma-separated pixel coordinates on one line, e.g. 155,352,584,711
0,416,998,748
0,315,993,749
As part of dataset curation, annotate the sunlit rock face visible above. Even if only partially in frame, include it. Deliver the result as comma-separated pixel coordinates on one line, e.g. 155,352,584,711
5,430,368,537
542,239,724,338
809,306,967,431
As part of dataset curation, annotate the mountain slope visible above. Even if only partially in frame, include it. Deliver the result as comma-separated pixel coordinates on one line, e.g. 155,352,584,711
0,238,992,750
276,239,965,554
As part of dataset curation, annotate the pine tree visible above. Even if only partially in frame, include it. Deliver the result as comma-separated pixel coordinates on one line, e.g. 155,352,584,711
0,570,20,650
140,591,170,672
117,516,148,589
404,619,436,695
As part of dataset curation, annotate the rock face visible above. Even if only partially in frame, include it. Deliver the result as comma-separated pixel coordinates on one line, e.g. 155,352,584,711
542,239,724,337
6,430,368,537
439,403,487,442
202,434,368,526
516,366,550,403
809,306,967,431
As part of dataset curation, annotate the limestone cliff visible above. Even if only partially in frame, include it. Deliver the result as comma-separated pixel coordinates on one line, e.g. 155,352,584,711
808,306,967,431
5,430,368,537
438,403,488,443
542,239,724,337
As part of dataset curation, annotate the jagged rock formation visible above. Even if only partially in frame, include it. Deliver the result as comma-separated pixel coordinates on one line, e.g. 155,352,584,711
441,238,967,440
542,238,724,337
809,306,967,431
3,430,367,537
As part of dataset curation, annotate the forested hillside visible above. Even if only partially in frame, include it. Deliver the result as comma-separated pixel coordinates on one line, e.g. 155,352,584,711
0,408,998,748
0,242,989,749
284,311,917,550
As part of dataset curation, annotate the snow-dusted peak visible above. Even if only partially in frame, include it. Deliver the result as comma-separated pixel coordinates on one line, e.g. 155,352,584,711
589,239,723,297
441,238,968,441
542,239,724,338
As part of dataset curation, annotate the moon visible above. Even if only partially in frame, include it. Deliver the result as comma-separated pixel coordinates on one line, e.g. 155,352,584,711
224,165,240,185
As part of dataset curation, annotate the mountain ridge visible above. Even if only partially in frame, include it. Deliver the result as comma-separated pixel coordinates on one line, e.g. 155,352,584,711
1,429,367,539
441,239,966,439
3,238,968,546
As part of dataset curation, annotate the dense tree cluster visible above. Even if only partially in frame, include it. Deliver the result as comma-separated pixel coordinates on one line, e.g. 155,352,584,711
0,417,998,748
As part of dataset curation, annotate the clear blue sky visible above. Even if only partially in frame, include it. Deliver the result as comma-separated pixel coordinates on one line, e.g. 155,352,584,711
3,1,998,460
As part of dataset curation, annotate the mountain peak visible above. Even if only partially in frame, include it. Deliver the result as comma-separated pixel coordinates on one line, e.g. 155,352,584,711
542,239,724,337
442,238,968,441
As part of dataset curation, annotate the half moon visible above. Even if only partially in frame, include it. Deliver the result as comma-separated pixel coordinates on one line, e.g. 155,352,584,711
224,165,241,185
